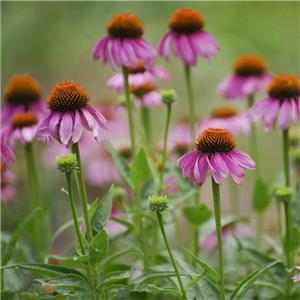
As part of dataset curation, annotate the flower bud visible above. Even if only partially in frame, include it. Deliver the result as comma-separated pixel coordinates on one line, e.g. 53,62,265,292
118,94,135,107
273,184,293,204
56,154,78,174
161,89,177,105
148,195,168,213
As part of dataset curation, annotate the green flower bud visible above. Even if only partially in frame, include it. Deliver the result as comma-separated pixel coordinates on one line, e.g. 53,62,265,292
289,128,300,148
148,195,168,213
56,154,78,174
118,94,135,107
161,89,177,105
273,184,293,204
291,149,300,167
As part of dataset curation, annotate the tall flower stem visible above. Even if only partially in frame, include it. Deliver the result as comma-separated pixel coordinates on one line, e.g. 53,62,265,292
184,64,196,140
65,173,97,300
156,212,188,300
71,143,92,241
24,142,43,260
141,105,151,146
159,103,172,190
122,66,136,156
211,178,226,300
282,128,293,299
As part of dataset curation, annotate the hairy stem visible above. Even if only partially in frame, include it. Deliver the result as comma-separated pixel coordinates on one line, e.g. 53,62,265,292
122,66,136,156
211,178,226,300
156,212,188,300
71,143,92,241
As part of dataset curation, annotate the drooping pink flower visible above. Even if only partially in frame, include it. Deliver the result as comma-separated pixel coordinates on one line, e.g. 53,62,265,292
0,138,15,165
1,163,17,203
107,60,169,92
1,74,46,125
177,128,256,185
197,106,251,136
93,13,156,68
293,266,300,283
248,75,300,130
130,82,162,108
37,81,107,147
218,54,273,100
159,8,219,65
3,111,41,145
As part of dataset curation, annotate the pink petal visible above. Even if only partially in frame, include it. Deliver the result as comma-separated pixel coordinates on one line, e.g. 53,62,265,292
93,36,110,60
72,111,83,143
198,154,209,185
278,101,292,129
221,153,245,184
177,34,196,65
59,112,73,145
229,150,256,169
210,153,229,177
158,32,172,59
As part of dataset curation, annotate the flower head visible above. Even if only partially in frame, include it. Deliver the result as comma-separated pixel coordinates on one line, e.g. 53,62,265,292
177,128,256,185
148,195,169,213
93,13,156,68
197,106,251,136
37,81,107,147
130,82,162,107
248,75,300,130
3,111,40,145
218,54,273,100
56,154,78,174
2,74,46,124
107,60,169,92
161,89,177,105
159,8,219,65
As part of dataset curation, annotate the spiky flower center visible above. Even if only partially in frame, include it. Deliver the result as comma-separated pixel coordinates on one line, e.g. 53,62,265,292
268,75,300,100
128,60,146,74
169,8,205,35
107,13,144,39
196,128,236,154
233,54,267,77
48,81,89,112
11,112,38,129
210,106,239,118
130,82,156,96
4,74,42,105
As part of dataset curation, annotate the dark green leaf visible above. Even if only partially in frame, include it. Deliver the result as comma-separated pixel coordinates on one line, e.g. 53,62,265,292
182,204,211,226
89,229,109,265
252,178,271,212
130,148,151,188
108,144,133,188
102,247,143,267
230,260,280,300
283,226,300,251
45,255,88,268
130,271,188,285
98,271,131,288
91,185,114,234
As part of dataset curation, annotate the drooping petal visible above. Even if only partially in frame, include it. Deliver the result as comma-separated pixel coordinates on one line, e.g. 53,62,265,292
49,112,62,140
262,99,280,131
207,155,222,184
177,151,198,168
158,32,172,59
197,154,209,185
210,153,229,177
221,153,245,184
93,36,110,60
59,112,73,145
72,111,83,143
177,34,196,65
229,150,256,169
278,100,292,129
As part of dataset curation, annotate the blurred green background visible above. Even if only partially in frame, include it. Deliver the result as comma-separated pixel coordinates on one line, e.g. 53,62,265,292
1,2,300,234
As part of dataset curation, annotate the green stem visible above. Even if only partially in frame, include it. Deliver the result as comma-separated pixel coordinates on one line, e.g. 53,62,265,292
71,143,92,241
65,173,97,300
184,64,196,141
159,103,172,190
25,142,43,260
156,212,188,300
122,66,136,156
211,178,226,300
282,128,293,299
141,105,151,146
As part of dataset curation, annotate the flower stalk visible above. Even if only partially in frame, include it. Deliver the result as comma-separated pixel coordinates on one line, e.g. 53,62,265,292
71,143,92,241
122,66,136,156
211,178,226,300
141,105,151,146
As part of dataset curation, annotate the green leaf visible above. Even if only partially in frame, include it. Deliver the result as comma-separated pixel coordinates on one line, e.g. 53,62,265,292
89,229,109,265
184,248,220,283
102,247,143,267
230,260,280,300
127,283,182,296
185,273,205,291
98,271,131,288
130,271,187,285
45,255,88,268
252,178,271,212
91,185,114,235
182,204,212,226
254,280,285,295
283,226,300,251
2,208,40,265
1,263,86,279
130,148,151,188
108,143,133,188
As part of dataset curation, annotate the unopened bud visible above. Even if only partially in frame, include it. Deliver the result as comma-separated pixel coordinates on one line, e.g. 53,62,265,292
56,154,78,174
273,185,293,204
161,89,177,105
148,195,168,213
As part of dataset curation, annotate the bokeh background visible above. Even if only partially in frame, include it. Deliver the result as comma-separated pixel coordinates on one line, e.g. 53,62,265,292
1,1,300,249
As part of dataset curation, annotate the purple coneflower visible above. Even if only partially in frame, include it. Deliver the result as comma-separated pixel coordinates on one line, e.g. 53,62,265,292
0,138,15,165
218,54,273,100
93,13,156,68
107,60,169,92
159,8,219,65
248,75,300,130
4,111,40,145
197,106,251,136
130,82,162,108
177,128,256,185
37,81,107,147
2,74,46,124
